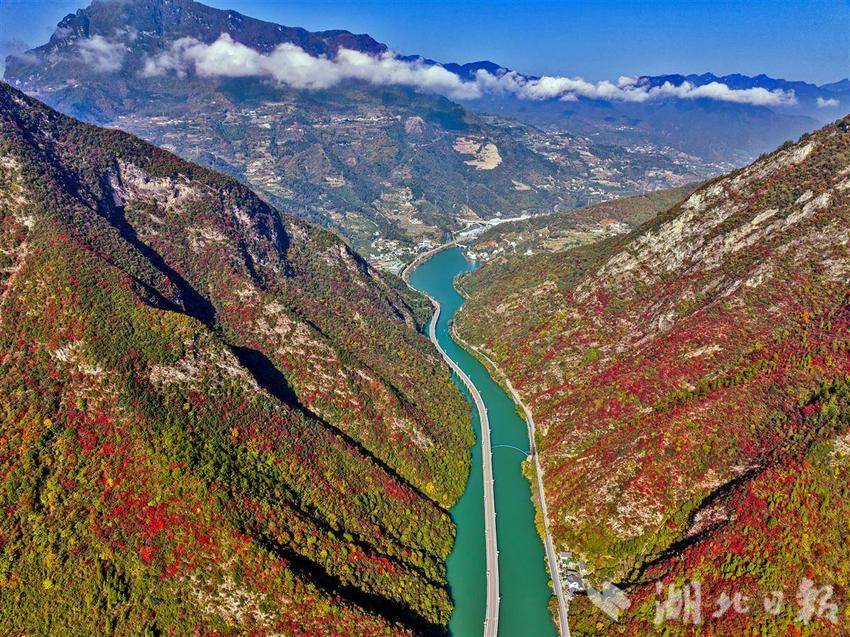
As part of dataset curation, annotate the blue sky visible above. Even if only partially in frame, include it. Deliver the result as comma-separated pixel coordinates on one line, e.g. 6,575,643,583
2,0,848,84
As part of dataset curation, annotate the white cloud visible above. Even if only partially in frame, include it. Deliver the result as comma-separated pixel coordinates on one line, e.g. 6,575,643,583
78,34,127,72
817,96,840,108
0,39,34,77
144,34,482,100
646,80,796,105
142,34,797,107
336,48,482,99
476,71,796,106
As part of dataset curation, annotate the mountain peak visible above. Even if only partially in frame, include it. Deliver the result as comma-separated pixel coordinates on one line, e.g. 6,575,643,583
12,0,387,74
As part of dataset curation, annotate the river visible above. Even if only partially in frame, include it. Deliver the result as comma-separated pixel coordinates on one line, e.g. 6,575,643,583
408,247,556,637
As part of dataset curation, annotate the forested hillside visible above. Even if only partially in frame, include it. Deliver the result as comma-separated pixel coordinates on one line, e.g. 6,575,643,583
0,82,472,634
456,118,850,634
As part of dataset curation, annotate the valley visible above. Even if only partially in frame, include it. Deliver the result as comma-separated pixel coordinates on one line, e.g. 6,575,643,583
3,0,735,269
20,78,718,270
409,248,558,637
2,1,849,635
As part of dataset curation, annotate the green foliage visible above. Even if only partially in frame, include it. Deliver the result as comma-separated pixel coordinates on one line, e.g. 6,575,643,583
0,82,473,634
454,114,850,633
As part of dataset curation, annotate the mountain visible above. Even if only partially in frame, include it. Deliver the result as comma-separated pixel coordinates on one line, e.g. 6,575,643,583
442,60,506,81
460,90,821,164
822,78,850,94
641,72,850,120
446,67,838,163
454,119,850,634
0,81,474,634
424,63,847,125
2,0,725,266
18,0,387,68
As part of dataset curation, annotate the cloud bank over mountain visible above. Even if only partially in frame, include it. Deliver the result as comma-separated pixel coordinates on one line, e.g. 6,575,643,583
141,33,798,106
0,38,32,76
77,34,128,72
142,34,482,99
817,96,840,108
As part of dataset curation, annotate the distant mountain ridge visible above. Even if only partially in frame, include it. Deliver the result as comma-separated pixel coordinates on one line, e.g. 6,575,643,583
404,58,846,160
639,71,850,116
822,78,850,93
392,51,848,122
6,0,722,265
431,64,841,162
427,62,850,114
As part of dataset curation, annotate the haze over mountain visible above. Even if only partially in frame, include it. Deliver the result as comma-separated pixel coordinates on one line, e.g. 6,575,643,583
6,0,841,267
452,67,846,163
0,80,474,634
455,117,850,634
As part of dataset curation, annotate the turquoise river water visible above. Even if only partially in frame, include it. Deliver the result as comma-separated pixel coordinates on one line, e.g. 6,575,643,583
409,247,556,637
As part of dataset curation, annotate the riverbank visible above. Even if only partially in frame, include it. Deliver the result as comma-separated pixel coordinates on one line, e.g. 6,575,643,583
450,325,571,637
409,248,556,637
400,241,458,285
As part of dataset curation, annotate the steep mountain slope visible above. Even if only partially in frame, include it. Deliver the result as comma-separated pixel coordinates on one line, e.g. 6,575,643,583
0,81,472,634
3,0,719,265
456,119,850,634
466,184,697,261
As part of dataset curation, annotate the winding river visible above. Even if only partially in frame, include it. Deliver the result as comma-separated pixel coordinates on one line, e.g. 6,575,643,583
409,247,556,637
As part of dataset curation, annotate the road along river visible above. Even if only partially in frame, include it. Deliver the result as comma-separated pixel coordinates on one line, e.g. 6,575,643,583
408,247,557,637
